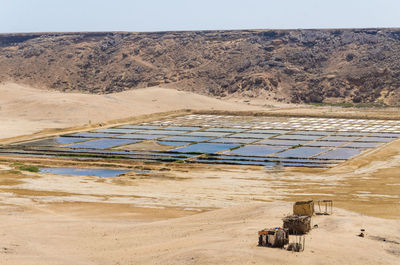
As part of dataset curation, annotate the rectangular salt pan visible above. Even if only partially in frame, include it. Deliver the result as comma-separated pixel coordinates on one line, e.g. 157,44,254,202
193,159,331,168
66,139,139,149
163,126,201,131
138,130,186,135
157,141,188,147
184,131,230,137
289,131,333,136
228,133,276,139
315,148,362,160
161,136,213,142
370,133,400,138
204,128,246,133
335,132,370,137
216,155,337,164
274,134,322,141
258,139,309,146
115,134,161,140
93,128,140,134
355,137,393,143
228,145,287,157
208,138,258,144
56,137,92,145
343,142,383,148
306,141,348,147
43,148,132,155
246,129,289,134
193,159,275,167
16,137,92,147
323,136,360,142
280,163,332,168
69,132,121,138
173,143,239,153
275,147,328,158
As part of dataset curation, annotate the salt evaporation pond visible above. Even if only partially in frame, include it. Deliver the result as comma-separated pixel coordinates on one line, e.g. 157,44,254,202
4,114,400,168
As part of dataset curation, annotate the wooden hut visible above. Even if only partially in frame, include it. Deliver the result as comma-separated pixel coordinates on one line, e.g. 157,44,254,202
282,215,311,235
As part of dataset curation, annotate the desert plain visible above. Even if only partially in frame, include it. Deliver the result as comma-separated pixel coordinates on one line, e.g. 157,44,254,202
0,83,399,265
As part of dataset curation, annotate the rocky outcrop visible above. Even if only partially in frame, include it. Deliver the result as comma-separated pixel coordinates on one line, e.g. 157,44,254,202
1,29,400,105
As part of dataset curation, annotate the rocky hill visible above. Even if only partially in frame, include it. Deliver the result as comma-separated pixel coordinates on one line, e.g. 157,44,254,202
1,29,400,105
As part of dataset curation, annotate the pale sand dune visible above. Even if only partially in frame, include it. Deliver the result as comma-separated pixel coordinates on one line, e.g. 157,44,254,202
0,83,262,139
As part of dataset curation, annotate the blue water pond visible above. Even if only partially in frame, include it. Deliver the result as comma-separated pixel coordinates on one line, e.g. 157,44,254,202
40,167,130,177
173,143,239,153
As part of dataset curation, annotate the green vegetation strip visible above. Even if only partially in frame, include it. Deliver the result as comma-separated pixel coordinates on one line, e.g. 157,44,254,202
17,165,39,172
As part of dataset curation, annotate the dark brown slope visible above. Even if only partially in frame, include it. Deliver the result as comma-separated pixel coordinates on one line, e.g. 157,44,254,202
1,29,400,105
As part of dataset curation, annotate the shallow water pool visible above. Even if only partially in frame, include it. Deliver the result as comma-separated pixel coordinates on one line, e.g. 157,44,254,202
40,167,130,177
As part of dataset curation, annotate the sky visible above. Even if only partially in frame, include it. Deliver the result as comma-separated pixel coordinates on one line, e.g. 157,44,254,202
0,0,399,33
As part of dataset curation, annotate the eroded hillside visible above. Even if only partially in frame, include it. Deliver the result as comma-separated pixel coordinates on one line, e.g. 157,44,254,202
1,29,400,105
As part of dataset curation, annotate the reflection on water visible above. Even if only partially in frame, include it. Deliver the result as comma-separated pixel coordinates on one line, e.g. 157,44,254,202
40,167,130,177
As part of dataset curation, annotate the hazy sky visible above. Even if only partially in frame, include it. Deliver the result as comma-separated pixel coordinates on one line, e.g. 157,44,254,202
1,0,399,33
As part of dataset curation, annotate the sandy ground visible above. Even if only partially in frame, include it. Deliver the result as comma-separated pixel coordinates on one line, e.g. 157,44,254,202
1,83,400,264
0,83,263,139
1,147,400,219
0,201,399,265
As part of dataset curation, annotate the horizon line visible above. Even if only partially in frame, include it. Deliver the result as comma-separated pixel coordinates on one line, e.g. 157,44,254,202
1,27,400,35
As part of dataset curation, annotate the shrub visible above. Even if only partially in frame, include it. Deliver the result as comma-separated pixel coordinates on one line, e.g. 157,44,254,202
18,165,39,172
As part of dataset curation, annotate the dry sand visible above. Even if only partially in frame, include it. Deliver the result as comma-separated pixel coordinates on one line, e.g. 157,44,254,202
0,83,263,139
0,201,399,265
1,83,400,264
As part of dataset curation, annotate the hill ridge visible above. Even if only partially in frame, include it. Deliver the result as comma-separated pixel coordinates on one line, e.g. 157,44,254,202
1,28,400,105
